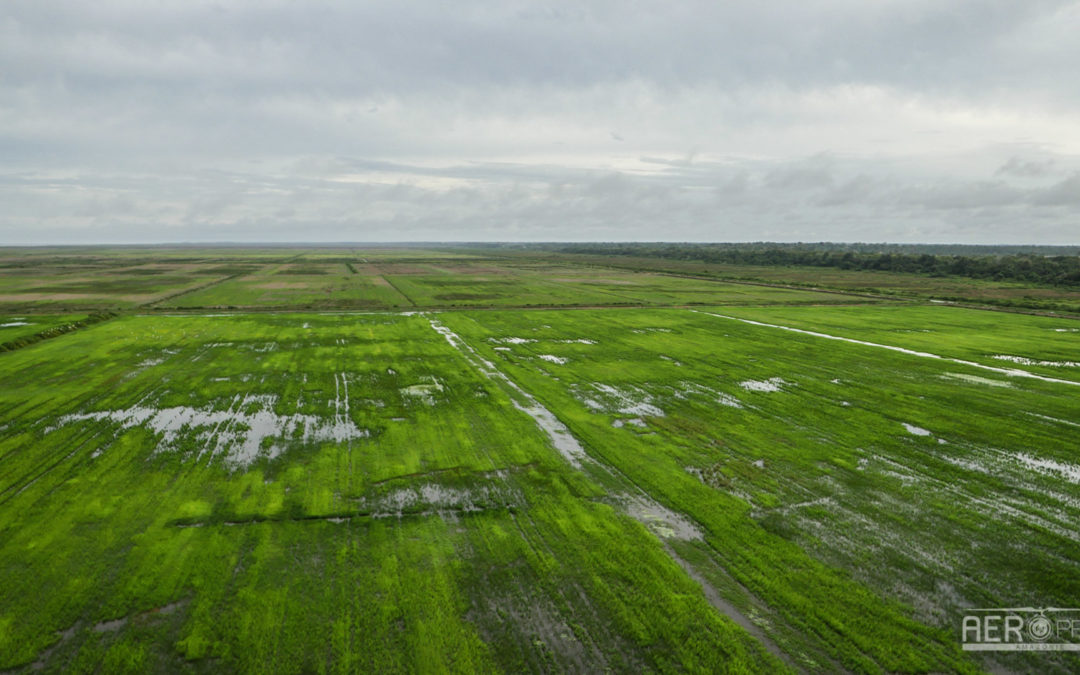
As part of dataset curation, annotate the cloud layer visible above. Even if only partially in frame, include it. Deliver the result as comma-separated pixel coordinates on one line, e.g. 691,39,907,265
3,0,1080,243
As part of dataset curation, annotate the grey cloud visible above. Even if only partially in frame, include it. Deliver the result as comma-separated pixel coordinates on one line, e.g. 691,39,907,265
639,152,697,168
817,175,881,207
885,180,1021,211
763,162,835,192
2,1,1080,244
1032,172,1080,206
996,156,1059,178
4,1,1077,97
2,152,1075,244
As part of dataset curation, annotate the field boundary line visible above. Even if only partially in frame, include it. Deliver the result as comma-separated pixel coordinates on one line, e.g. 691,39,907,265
693,310,1080,387
139,253,308,308
0,312,116,354
375,273,417,307
626,267,899,302
140,273,241,308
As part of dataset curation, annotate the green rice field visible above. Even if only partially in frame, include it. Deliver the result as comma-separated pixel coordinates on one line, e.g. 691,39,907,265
1,248,1078,673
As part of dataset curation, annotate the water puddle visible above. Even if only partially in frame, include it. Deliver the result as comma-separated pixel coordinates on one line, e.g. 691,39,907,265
942,372,1013,388
52,392,370,469
672,381,744,409
620,496,702,541
992,354,1080,368
572,383,665,417
430,317,586,467
1013,453,1080,484
400,377,444,405
372,482,522,517
739,378,785,393
1026,412,1080,428
902,423,932,437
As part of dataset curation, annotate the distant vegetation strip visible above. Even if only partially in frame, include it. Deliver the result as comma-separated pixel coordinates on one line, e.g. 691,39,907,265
142,273,242,308
0,312,116,353
490,242,1080,287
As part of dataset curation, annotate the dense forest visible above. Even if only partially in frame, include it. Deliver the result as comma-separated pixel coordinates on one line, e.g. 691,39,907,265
485,243,1080,287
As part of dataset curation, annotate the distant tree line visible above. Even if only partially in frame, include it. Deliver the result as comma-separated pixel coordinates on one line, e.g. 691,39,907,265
486,243,1080,287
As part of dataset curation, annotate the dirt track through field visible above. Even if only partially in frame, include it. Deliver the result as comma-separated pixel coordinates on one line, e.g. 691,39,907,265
426,314,797,668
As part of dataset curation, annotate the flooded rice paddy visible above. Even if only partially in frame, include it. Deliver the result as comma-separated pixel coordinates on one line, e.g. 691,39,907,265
3,305,1079,673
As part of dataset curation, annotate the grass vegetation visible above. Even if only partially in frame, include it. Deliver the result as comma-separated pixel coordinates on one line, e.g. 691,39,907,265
481,248,1080,314
441,305,1080,673
715,304,1080,383
0,313,782,672
1,248,890,313
1,314,89,344
1,246,1078,673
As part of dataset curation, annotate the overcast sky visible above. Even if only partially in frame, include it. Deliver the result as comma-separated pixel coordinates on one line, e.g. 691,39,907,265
3,1,1080,244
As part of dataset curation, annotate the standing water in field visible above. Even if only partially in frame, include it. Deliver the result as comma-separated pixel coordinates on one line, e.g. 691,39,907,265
428,317,714,549
429,317,590,467
50,391,370,469
902,423,933,437
400,376,444,406
572,383,665,417
620,496,703,540
739,378,785,393
992,355,1080,368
